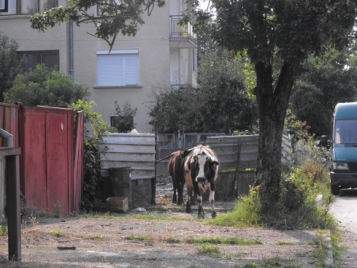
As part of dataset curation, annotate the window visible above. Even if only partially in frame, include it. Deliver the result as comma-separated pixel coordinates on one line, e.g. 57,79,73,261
96,50,139,86
0,0,57,15
110,116,134,133
0,0,8,12
17,50,59,72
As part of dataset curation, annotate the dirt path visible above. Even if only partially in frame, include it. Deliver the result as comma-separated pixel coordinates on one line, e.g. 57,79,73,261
0,215,322,268
0,177,326,267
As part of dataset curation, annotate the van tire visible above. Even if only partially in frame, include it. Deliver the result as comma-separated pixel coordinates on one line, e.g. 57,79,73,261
331,185,340,195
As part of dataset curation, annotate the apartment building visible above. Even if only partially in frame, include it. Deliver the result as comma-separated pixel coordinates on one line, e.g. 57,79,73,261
0,0,197,133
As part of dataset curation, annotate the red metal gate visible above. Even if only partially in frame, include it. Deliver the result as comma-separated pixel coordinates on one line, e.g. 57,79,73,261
19,105,83,215
73,111,84,212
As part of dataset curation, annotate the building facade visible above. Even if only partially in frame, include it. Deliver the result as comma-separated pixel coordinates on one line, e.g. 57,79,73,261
0,0,197,133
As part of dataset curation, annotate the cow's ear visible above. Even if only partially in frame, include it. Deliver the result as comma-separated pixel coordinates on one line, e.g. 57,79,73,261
209,157,219,165
183,147,194,157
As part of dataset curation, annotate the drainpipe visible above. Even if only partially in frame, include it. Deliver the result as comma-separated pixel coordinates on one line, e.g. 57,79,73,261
69,20,74,81
0,128,13,147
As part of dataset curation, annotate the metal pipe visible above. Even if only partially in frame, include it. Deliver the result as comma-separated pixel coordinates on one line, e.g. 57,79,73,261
69,20,74,81
0,128,13,147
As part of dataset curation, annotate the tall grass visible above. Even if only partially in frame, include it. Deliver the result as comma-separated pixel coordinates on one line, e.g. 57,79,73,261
210,157,336,230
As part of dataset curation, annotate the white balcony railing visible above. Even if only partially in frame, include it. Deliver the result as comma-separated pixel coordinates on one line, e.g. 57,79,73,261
170,15,197,46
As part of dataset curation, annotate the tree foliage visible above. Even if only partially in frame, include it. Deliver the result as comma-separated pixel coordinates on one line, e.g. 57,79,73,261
0,32,23,102
70,100,109,212
148,49,257,134
187,0,357,213
197,50,258,133
290,47,357,137
4,65,89,106
30,0,165,50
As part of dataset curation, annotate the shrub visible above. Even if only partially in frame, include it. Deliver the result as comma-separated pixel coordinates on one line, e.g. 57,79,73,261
210,155,334,230
4,64,89,106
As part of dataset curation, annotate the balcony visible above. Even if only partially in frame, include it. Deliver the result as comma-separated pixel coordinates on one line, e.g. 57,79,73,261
170,16,197,48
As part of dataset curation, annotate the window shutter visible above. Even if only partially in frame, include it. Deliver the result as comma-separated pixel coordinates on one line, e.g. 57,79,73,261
0,0,6,11
125,54,138,85
97,54,124,86
0,0,15,14
96,50,138,86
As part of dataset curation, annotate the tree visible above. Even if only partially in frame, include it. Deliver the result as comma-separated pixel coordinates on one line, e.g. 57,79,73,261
197,50,258,133
0,32,23,102
4,65,89,106
189,0,356,213
30,0,165,50
147,18,257,135
147,85,202,133
290,47,357,137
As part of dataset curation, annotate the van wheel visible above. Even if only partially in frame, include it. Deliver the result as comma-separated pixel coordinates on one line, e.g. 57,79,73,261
331,185,340,195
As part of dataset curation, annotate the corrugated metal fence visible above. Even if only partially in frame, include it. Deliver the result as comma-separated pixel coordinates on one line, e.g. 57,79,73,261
206,134,292,171
97,133,156,206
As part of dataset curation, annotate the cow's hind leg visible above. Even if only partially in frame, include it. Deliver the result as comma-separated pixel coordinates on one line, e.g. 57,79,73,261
177,180,184,205
171,175,177,204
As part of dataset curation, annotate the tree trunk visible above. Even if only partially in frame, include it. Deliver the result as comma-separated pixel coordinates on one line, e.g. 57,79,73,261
254,60,296,214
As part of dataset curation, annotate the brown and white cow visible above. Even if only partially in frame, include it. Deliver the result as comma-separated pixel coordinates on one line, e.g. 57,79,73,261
184,145,219,218
168,148,192,205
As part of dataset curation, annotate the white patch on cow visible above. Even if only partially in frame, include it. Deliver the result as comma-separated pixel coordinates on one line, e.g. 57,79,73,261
196,153,207,181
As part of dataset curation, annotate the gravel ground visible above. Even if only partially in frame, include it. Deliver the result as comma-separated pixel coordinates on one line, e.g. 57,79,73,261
0,177,329,268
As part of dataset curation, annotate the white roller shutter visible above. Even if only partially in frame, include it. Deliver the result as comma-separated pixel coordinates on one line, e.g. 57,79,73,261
97,50,138,86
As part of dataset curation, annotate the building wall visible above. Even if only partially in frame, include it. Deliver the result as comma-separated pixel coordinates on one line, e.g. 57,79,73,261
70,4,170,133
0,0,195,134
0,1,69,75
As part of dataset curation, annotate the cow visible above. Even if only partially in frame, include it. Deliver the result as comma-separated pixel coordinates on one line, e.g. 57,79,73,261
184,145,219,218
168,148,192,205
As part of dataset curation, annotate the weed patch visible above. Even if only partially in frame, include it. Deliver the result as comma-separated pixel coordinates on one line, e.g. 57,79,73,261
196,244,221,256
186,236,262,245
48,230,64,237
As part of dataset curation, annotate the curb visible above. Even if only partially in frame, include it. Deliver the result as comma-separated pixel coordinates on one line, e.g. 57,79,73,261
323,231,334,267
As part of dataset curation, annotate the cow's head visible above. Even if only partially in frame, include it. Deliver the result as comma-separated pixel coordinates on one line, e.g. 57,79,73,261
191,148,219,190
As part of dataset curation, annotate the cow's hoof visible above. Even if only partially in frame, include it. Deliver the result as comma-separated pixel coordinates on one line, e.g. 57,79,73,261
212,211,217,218
198,212,205,219
186,205,191,213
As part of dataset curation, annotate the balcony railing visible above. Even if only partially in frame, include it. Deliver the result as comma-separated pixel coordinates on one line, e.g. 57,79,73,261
170,15,197,46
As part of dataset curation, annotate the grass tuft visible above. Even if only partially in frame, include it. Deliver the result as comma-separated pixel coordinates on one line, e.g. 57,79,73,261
196,244,221,256
186,236,261,245
48,230,64,237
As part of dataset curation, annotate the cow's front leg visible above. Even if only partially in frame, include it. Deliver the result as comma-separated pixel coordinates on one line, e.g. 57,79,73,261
209,183,216,218
197,195,205,218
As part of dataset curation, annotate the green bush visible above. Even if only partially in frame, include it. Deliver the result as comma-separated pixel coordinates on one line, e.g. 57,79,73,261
4,64,89,106
210,156,334,230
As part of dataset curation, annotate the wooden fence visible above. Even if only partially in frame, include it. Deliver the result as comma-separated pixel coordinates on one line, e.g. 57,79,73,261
98,133,293,204
156,134,293,200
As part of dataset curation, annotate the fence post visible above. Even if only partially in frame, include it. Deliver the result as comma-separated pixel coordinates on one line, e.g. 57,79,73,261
234,143,242,198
